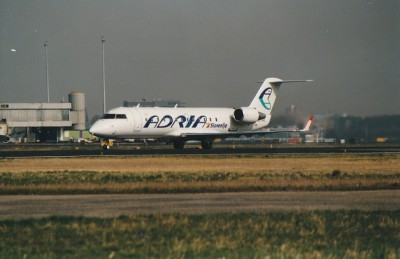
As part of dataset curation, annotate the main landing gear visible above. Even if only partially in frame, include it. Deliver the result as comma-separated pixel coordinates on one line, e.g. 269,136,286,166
172,138,213,150
172,139,185,149
201,139,213,149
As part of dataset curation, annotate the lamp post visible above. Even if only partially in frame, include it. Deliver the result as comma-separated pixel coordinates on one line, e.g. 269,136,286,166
44,41,49,103
102,36,106,114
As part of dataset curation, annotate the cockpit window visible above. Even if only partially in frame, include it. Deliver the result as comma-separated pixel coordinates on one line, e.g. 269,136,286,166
116,114,127,119
102,114,127,119
103,114,115,119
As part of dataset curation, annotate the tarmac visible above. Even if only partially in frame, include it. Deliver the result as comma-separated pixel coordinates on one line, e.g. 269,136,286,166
1,143,400,157
1,190,399,219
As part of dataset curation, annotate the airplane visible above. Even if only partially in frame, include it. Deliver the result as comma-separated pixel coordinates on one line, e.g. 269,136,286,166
89,77,313,150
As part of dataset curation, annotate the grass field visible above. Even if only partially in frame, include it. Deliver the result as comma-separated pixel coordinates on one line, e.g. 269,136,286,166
2,153,400,173
1,211,399,258
1,154,399,194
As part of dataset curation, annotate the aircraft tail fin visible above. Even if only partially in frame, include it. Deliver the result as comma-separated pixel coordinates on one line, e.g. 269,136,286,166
249,78,313,115
301,115,314,132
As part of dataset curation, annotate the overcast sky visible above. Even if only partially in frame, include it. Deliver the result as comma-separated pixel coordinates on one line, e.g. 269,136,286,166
1,0,399,118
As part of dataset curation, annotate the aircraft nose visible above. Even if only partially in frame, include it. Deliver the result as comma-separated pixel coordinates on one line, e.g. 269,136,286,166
89,126,95,135
89,124,101,136
89,121,115,137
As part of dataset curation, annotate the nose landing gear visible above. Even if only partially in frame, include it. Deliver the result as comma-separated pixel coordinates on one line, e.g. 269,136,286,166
101,139,113,150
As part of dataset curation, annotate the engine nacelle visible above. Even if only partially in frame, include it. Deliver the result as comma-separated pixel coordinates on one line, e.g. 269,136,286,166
233,107,266,123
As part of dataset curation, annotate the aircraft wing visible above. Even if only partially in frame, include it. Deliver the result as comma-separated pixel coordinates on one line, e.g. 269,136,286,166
182,116,314,140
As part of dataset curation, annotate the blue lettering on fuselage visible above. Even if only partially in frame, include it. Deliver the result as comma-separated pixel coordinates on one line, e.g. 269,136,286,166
171,115,186,128
144,115,212,129
193,116,207,128
157,115,173,128
185,115,195,128
143,115,159,128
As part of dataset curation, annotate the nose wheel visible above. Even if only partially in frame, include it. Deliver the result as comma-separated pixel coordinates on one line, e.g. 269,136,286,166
101,139,113,150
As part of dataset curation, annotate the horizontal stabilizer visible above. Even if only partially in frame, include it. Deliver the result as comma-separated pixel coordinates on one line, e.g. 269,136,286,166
257,79,314,84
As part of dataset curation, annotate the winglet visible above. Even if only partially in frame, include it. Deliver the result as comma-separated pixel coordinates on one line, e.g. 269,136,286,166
301,116,314,132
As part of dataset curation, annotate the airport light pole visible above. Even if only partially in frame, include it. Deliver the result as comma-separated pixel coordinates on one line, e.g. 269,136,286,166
44,41,50,103
102,36,106,114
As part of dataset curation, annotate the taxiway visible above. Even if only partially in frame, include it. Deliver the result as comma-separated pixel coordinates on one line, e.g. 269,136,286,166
1,190,399,219
1,144,400,158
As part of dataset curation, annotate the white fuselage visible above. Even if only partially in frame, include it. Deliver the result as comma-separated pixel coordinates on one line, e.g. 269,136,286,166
89,106,271,140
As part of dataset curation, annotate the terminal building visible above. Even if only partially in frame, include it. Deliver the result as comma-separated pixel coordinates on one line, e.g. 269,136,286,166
0,92,86,142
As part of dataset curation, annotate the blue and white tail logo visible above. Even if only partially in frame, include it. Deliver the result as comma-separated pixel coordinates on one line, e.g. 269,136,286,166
249,78,281,115
259,87,272,110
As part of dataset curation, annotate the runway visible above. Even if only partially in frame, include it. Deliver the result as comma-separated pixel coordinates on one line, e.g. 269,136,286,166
1,190,399,219
1,144,400,157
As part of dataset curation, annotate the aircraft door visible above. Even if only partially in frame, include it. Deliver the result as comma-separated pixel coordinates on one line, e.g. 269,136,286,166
132,109,142,132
